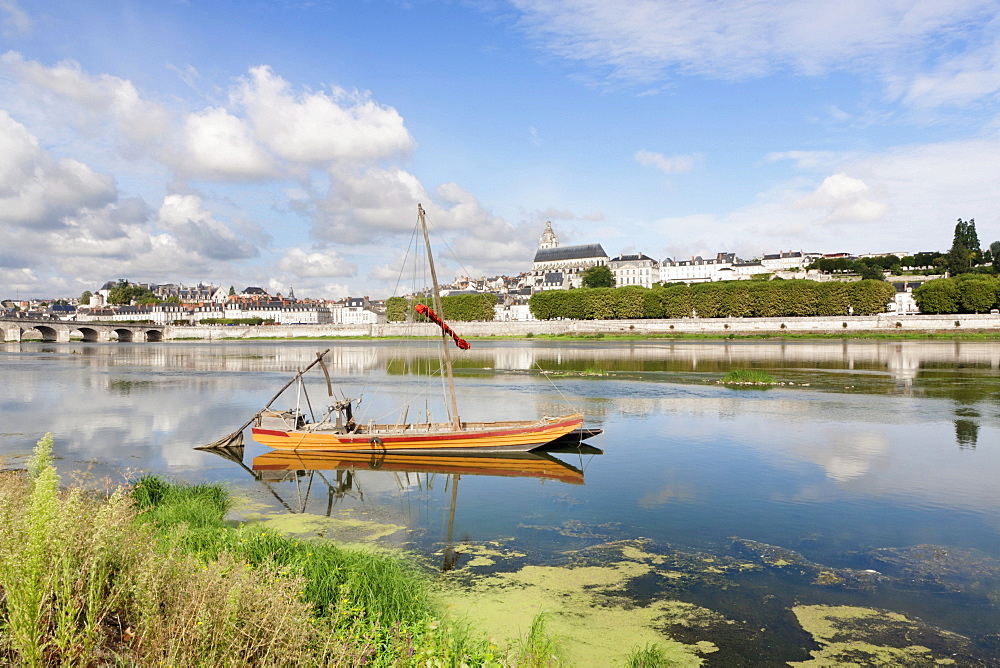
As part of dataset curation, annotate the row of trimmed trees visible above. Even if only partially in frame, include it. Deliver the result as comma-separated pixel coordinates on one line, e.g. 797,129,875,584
913,275,1000,314
529,280,896,320
386,294,498,322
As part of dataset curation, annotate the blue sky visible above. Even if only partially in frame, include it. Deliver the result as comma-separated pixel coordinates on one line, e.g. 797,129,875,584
2,0,999,300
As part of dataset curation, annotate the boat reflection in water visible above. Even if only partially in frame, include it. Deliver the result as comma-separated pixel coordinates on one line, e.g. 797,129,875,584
231,444,602,570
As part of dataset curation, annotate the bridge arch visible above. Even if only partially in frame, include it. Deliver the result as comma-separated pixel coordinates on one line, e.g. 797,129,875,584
73,327,101,342
30,325,59,342
113,328,135,343
144,329,163,342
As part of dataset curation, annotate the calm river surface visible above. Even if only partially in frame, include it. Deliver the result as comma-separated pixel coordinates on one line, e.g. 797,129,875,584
2,339,999,663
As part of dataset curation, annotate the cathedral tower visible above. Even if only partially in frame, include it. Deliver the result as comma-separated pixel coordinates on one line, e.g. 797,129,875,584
538,221,559,249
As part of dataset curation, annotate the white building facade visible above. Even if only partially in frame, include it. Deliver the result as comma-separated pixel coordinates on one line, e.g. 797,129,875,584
609,254,660,288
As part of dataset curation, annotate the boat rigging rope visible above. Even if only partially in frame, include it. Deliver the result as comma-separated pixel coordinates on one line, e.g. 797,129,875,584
415,303,471,350
533,360,584,417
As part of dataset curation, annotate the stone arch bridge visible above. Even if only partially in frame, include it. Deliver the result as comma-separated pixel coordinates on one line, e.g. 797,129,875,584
0,318,165,343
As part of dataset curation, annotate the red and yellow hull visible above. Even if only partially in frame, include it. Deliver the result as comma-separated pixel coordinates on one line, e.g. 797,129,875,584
251,413,585,453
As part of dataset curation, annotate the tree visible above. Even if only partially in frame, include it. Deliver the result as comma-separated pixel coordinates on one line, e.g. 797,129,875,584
991,241,1000,273
961,218,981,259
228,286,236,296
948,219,980,275
957,276,998,313
848,280,895,315
386,296,407,322
858,263,886,281
80,290,92,305
581,265,614,288
913,278,959,314
946,244,972,276
816,282,850,316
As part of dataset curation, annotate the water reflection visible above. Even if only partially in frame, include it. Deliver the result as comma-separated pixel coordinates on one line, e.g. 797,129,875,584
210,445,603,571
9,338,1000,381
955,419,979,449
4,340,999,649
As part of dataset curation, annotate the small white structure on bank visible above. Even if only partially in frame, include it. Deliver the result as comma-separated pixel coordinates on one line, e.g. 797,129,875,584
331,297,384,325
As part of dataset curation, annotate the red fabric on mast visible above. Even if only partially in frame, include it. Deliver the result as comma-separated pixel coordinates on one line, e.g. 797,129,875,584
415,303,471,350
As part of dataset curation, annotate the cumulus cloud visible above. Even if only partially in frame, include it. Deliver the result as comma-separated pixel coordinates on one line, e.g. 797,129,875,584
0,111,117,229
635,149,699,174
156,194,258,261
794,173,889,225
511,0,1000,105
276,247,357,278
310,166,429,243
0,51,170,153
175,107,277,180
232,65,414,166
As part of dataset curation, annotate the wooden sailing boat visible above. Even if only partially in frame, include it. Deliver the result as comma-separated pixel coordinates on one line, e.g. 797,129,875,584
250,204,593,453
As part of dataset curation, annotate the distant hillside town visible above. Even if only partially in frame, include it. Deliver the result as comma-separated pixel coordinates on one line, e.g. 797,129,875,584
4,219,979,323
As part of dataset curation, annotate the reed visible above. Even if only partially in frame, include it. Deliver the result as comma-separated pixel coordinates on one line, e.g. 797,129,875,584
626,642,674,667
721,369,776,384
512,613,566,667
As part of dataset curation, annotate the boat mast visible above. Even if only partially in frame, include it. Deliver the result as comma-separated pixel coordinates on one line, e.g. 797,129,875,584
418,203,462,430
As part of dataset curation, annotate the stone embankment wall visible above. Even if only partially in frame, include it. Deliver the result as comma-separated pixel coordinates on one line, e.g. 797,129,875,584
164,313,1000,340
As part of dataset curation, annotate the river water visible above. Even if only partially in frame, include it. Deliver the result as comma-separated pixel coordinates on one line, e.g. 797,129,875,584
2,339,998,663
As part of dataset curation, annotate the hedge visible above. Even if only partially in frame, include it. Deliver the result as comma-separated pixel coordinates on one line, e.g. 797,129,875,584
528,280,896,320
914,276,1000,314
386,294,497,322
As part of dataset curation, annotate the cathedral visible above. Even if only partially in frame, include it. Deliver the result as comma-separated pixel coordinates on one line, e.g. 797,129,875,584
529,221,609,291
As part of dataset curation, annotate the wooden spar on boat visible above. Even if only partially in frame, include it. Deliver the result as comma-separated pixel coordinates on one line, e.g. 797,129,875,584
197,349,332,450
418,203,462,431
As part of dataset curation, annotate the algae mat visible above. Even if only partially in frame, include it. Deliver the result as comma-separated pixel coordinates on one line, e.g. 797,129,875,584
443,540,729,666
790,605,982,666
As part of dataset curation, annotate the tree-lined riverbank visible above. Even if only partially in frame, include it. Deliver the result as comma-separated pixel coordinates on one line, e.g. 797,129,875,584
160,312,1000,341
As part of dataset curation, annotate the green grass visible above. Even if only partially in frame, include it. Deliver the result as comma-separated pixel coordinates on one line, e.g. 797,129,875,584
0,437,566,666
626,642,678,667
722,369,776,384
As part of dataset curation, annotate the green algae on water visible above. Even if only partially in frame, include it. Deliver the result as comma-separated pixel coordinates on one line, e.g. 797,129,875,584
443,540,731,666
790,605,975,666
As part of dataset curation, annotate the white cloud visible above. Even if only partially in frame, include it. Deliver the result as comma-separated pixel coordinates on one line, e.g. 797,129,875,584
511,0,1000,105
0,1,31,35
276,247,357,278
897,38,1000,108
635,149,699,174
794,173,889,225
0,51,170,153
233,65,414,166
311,166,429,243
0,111,117,228
175,107,277,180
156,194,258,261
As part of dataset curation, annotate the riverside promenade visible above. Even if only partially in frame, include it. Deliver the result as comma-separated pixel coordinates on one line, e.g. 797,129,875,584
163,313,1000,340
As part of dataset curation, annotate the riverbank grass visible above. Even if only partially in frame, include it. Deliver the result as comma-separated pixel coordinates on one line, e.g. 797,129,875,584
0,435,561,665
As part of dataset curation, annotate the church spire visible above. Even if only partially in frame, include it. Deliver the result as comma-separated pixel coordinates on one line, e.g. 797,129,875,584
538,221,559,249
